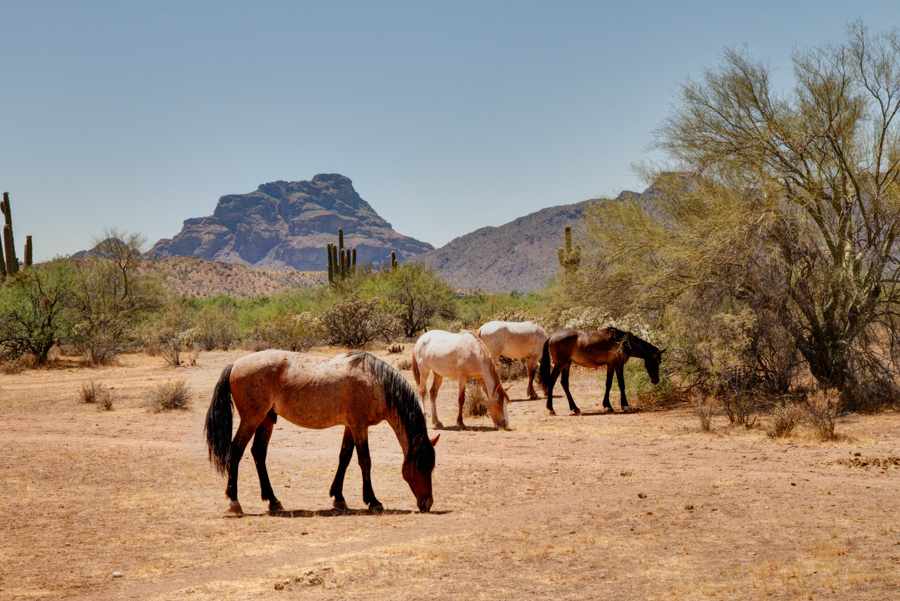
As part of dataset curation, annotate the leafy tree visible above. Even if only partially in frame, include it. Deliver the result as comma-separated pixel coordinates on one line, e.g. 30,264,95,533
362,262,456,338
576,22,900,404
70,230,163,363
0,260,79,364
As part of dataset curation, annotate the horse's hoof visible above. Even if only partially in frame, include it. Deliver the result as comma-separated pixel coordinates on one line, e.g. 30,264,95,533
548,410,556,416
529,394,538,400
623,406,638,414
433,422,444,430
268,501,284,514
603,407,614,414
333,500,348,511
573,409,582,416
369,503,385,514
227,501,243,516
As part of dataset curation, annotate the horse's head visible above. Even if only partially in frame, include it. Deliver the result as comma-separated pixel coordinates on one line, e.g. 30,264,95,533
644,349,665,385
402,434,439,512
489,383,512,430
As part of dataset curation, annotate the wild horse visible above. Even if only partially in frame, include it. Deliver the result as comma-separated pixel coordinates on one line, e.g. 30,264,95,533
412,330,510,430
205,350,439,515
477,320,548,400
539,327,664,415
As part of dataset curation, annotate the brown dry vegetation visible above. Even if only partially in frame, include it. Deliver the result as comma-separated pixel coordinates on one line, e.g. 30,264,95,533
1,350,899,600
140,257,325,298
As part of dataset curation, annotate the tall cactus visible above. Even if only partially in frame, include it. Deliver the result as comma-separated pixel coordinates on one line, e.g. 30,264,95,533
391,251,398,270
557,225,581,274
24,236,32,268
1,193,18,275
324,227,357,285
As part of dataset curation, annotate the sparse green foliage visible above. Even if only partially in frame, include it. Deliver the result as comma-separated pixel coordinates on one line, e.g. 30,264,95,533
250,311,323,351
767,402,802,439
0,259,78,364
319,292,396,348
361,261,456,338
570,23,900,406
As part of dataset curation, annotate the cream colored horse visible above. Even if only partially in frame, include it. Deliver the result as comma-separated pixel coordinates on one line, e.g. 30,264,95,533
477,320,548,399
412,330,510,430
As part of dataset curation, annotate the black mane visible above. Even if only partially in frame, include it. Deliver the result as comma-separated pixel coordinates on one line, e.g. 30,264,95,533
348,351,429,439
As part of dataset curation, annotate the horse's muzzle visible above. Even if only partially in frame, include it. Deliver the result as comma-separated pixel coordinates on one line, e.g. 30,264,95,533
418,495,433,513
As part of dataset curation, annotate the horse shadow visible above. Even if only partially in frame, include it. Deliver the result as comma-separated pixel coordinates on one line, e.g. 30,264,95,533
228,507,451,518
435,424,502,432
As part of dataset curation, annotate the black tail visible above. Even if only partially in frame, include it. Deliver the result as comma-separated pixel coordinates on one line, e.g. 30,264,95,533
539,339,552,393
205,364,234,476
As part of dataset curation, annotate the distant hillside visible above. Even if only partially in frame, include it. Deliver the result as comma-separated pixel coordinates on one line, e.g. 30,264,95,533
139,257,325,298
418,201,592,293
148,174,433,270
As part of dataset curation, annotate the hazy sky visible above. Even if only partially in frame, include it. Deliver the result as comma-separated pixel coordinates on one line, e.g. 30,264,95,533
2,1,899,261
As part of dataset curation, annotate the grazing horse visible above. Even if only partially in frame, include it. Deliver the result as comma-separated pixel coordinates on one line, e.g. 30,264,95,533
477,320,548,400
539,327,664,415
205,350,439,515
411,330,510,430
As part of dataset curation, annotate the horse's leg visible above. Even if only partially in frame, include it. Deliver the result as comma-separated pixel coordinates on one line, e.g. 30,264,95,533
351,428,383,513
602,366,615,412
429,373,444,429
456,378,467,430
617,364,630,411
526,354,539,400
251,410,283,513
545,363,564,415
225,419,258,515
560,366,581,415
329,427,355,510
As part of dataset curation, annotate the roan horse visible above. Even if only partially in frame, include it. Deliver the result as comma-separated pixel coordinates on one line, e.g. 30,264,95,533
205,350,439,514
477,320,548,400
412,330,510,430
539,327,664,415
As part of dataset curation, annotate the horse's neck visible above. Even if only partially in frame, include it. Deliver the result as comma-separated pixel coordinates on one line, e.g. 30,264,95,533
478,359,501,392
625,336,652,359
383,410,413,456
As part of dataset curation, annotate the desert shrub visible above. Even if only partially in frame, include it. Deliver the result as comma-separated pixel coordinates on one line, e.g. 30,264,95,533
767,402,802,439
250,311,323,352
720,390,757,428
806,388,842,441
195,304,239,351
359,262,457,337
497,357,527,381
395,357,412,371
159,327,201,367
150,379,191,412
80,381,114,411
387,343,405,354
320,293,397,348
463,380,488,417
695,395,717,432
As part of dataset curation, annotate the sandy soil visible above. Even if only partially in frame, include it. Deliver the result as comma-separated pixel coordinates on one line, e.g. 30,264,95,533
0,349,898,600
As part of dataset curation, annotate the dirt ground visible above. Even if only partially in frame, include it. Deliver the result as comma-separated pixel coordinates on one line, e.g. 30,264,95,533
1,348,898,601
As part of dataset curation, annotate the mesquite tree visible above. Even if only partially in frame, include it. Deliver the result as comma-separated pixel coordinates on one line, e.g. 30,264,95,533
580,22,900,403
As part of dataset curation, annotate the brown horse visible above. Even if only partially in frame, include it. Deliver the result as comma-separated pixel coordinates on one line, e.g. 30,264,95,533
205,350,439,515
539,327,664,415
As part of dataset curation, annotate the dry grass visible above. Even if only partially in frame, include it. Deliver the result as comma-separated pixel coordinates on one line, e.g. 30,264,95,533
149,378,192,412
80,380,114,411
0,349,898,601
807,388,842,441
463,379,488,417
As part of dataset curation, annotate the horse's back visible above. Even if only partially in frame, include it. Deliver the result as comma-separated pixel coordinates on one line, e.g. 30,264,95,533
414,329,490,379
230,350,385,430
548,328,624,368
479,320,547,358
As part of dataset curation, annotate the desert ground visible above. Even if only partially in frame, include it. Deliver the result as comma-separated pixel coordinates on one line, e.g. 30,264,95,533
0,348,898,601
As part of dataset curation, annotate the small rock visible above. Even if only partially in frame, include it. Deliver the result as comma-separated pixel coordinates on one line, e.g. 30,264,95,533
111,572,123,578
274,582,284,591
637,493,647,499
684,505,694,510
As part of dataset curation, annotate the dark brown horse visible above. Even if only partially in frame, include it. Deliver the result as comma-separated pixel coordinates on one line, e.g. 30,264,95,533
205,350,439,515
539,327,664,415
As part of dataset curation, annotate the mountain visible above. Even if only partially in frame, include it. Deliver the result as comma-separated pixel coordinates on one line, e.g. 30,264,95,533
419,200,592,293
148,174,433,270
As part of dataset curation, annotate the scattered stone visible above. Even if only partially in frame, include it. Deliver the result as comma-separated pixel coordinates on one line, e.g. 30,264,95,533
637,493,647,499
274,582,284,591
684,505,694,510
111,572,123,578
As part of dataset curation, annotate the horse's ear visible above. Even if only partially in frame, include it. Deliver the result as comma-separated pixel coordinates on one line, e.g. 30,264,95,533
430,434,440,447
659,348,667,355
412,434,424,451
503,384,513,392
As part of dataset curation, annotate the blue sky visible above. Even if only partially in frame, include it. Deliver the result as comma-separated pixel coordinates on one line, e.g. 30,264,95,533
2,1,899,261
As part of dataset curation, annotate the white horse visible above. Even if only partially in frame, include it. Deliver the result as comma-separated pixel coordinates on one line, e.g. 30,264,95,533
411,330,510,430
477,320,548,399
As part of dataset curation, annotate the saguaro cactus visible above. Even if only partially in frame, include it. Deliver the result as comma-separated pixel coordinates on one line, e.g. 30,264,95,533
557,225,581,274
391,251,398,270
24,236,32,268
324,227,357,285
1,193,18,275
